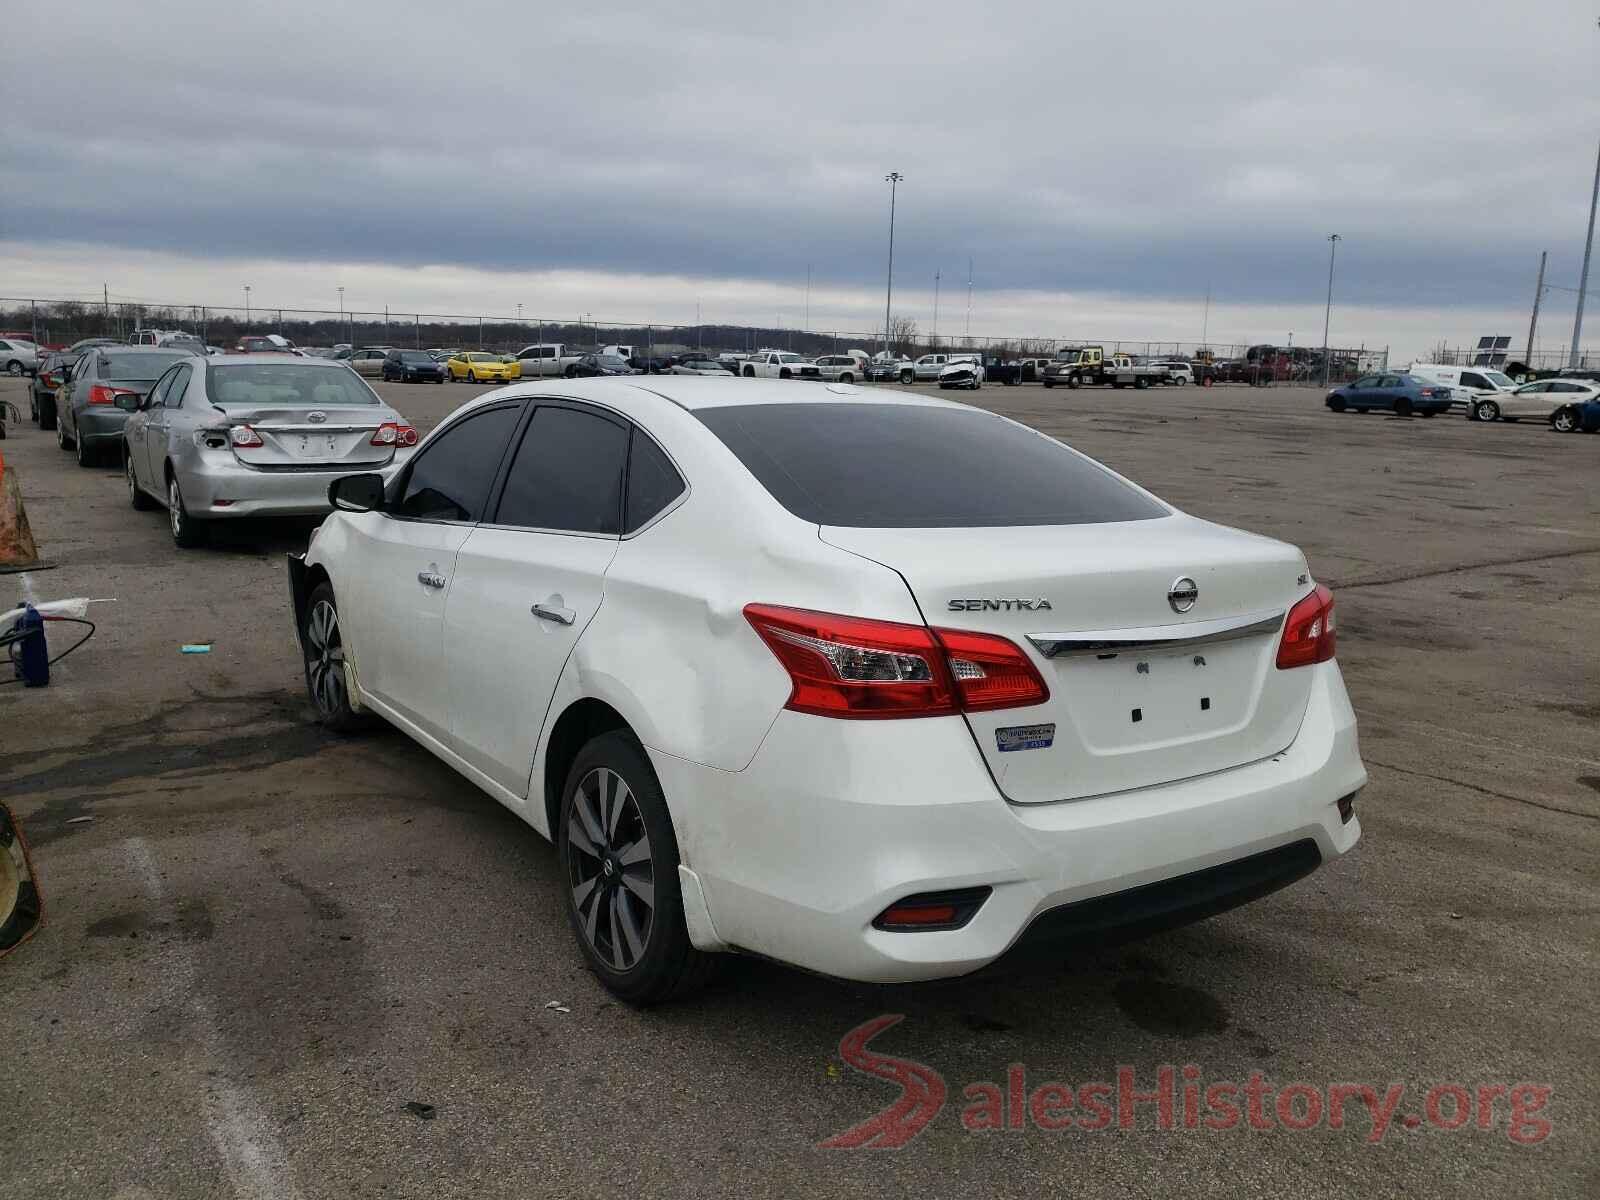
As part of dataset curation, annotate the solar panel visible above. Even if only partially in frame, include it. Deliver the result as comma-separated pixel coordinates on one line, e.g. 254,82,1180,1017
1476,336,1494,349
1492,336,1511,351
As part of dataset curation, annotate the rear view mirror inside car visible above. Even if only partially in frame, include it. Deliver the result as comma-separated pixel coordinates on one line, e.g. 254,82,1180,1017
1,803,43,960
329,472,387,513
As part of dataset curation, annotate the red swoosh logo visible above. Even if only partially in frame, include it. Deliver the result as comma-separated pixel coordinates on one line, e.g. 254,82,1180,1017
819,1015,946,1148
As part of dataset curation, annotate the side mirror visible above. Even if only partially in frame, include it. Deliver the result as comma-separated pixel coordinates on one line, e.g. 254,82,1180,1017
329,473,387,513
114,394,141,412
1,803,43,960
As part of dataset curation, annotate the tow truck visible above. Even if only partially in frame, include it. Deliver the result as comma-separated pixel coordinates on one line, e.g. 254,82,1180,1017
1041,346,1165,389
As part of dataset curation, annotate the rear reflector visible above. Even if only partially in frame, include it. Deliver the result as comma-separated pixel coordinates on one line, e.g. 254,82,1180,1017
873,886,992,932
1276,583,1336,669
743,604,1047,719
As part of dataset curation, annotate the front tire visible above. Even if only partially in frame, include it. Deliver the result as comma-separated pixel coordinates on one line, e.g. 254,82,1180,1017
1474,399,1500,422
558,732,713,1006
1552,406,1579,433
1328,397,1346,412
168,474,206,548
302,583,372,732
126,449,154,509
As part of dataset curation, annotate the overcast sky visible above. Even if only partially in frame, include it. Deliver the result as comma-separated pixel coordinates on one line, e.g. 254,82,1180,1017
4,0,1598,359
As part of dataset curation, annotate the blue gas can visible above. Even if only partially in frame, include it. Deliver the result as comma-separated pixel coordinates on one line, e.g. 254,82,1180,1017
11,604,49,687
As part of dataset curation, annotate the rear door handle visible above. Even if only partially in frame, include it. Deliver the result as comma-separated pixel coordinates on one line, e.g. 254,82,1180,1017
531,602,575,626
417,571,447,589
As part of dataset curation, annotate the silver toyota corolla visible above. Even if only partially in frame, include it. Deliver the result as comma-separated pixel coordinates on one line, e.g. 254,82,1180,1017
121,354,419,547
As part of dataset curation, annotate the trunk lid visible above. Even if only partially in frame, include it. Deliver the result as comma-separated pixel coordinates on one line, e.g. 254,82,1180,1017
213,405,395,469
821,515,1316,802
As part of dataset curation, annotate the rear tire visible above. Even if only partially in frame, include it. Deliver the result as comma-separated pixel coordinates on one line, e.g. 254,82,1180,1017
838,372,854,384
899,370,914,385
56,414,73,451
4,360,21,377
742,365,755,378
75,431,96,467
558,731,715,1006
302,583,374,732
39,398,55,431
167,474,206,548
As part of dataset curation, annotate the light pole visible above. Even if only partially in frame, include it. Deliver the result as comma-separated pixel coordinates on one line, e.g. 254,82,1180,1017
932,271,941,345
244,284,251,327
1320,235,1341,387
882,172,903,355
1570,137,1599,368
337,286,345,343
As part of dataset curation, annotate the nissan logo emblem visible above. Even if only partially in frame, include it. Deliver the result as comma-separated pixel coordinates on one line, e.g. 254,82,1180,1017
1168,576,1199,613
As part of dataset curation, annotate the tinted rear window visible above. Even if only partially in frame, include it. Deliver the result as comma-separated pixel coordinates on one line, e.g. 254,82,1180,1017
100,351,192,381
695,403,1166,528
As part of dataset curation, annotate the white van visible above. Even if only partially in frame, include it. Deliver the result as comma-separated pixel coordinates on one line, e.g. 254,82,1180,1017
1406,363,1517,415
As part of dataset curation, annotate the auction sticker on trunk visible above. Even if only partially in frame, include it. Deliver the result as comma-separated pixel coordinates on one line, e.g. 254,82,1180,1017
996,723,1055,752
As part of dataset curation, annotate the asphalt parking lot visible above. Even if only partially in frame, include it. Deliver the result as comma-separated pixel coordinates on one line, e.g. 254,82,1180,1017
2,374,1597,1199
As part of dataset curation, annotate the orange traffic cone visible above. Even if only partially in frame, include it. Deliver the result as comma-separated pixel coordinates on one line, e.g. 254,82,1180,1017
0,450,48,574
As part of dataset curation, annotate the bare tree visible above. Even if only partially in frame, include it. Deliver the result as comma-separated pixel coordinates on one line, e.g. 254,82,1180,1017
887,315,918,355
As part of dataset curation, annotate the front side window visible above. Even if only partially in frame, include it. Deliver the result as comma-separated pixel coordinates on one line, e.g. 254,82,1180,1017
696,403,1166,529
493,405,628,534
395,404,521,522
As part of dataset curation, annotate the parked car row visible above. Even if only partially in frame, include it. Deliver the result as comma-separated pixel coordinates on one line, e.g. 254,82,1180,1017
17,342,419,545
1324,371,1600,430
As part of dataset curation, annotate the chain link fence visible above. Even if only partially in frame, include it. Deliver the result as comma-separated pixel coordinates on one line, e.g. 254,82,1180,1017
0,296,1382,384
1430,345,1597,375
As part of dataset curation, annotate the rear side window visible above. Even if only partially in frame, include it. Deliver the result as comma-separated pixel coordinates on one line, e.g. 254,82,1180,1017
624,431,686,533
695,403,1166,528
164,364,193,407
396,404,521,522
493,405,628,534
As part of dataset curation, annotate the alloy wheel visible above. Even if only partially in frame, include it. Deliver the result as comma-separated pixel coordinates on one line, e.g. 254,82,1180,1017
566,767,655,972
169,479,184,538
1553,408,1577,433
304,600,347,716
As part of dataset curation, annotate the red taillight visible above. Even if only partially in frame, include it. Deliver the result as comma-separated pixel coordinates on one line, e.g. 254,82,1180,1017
372,421,418,447
935,626,1052,712
40,372,57,388
1276,584,1336,669
230,424,264,448
88,384,136,406
742,604,1048,719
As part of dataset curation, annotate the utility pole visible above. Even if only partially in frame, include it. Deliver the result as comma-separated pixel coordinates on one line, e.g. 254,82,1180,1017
932,271,941,345
1320,234,1341,387
804,264,811,333
1570,137,1599,368
1202,284,1211,348
103,282,110,335
243,284,251,326
1525,251,1548,372
882,172,903,355
965,257,973,342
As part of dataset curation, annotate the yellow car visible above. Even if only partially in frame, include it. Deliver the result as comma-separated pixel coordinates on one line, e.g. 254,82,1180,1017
448,352,521,383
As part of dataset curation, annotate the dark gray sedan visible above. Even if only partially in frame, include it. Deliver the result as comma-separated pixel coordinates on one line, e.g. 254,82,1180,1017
55,345,202,466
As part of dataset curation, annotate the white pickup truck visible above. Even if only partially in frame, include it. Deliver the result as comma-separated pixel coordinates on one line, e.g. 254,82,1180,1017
739,349,823,380
898,353,966,384
513,343,585,378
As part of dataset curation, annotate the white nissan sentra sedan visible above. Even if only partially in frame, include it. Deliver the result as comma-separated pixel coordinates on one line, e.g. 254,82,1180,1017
288,378,1364,1004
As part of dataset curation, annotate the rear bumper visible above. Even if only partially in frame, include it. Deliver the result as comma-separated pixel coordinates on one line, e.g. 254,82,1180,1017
76,408,131,445
654,660,1364,983
181,450,411,518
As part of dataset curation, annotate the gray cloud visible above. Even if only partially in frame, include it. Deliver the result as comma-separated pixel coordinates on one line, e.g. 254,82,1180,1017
5,0,1597,313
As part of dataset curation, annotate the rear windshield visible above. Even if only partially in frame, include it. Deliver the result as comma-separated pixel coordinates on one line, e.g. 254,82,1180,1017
696,403,1167,528
100,351,193,381
399,351,433,363
207,363,381,407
